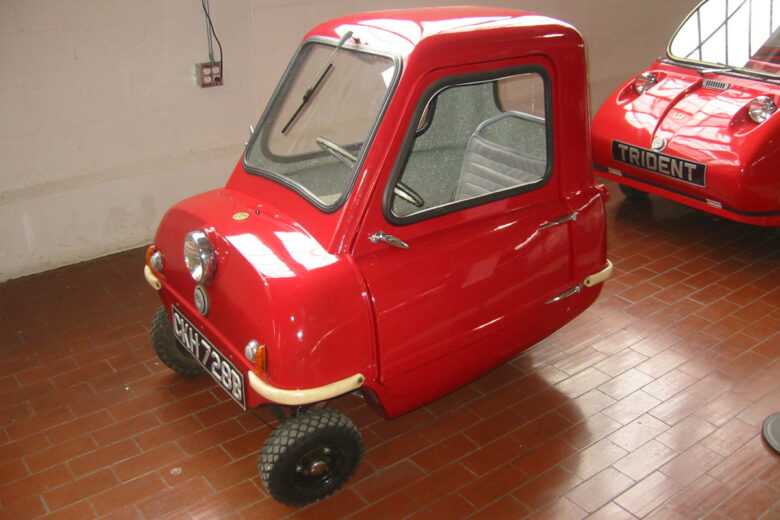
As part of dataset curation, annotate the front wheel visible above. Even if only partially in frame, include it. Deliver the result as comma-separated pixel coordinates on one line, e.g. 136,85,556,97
619,183,648,199
151,306,204,376
258,408,363,506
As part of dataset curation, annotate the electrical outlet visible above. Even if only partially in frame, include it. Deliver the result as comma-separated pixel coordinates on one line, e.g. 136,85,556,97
197,61,223,87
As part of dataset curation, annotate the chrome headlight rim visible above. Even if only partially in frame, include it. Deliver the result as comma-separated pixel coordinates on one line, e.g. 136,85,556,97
184,230,216,285
748,95,776,124
633,72,657,95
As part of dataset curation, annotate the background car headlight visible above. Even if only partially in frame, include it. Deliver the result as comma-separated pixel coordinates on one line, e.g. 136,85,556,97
748,96,776,124
633,72,657,94
184,230,216,284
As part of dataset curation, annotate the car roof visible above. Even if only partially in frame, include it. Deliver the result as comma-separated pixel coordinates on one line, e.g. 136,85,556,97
304,7,583,66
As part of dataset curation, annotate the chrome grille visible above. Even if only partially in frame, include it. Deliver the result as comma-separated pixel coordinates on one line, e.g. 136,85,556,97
702,79,730,90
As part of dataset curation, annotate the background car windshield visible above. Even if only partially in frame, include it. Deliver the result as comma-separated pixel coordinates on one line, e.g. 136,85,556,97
245,41,396,207
669,0,780,76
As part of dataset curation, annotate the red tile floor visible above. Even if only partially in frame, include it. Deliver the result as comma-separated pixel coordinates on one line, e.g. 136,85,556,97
1,180,779,519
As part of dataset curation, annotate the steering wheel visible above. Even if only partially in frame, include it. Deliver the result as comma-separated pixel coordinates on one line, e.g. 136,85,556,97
316,136,356,168
394,181,425,207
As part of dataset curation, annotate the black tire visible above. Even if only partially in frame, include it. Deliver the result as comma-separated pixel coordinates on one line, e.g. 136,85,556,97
619,183,648,199
258,408,363,506
151,306,205,376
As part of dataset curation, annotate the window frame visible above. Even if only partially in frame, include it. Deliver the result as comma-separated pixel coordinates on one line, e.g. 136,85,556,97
383,64,554,226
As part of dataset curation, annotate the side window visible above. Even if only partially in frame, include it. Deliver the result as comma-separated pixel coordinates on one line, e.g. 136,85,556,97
390,70,550,220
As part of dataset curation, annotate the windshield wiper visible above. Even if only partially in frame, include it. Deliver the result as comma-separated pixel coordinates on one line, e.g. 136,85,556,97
662,57,779,83
699,64,738,74
281,31,353,135
700,65,778,82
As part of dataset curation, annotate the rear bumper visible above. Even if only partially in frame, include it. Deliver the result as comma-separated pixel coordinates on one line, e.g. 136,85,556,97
584,259,613,287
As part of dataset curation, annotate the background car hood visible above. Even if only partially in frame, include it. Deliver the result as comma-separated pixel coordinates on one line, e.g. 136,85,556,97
620,71,769,164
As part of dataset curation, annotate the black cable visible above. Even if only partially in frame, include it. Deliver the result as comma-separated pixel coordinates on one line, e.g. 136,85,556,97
201,0,223,73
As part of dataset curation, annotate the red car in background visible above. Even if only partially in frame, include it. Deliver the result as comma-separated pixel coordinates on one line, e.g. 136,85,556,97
592,0,780,226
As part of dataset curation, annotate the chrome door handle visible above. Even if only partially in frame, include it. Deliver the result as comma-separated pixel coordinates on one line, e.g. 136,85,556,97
539,211,578,230
546,284,582,304
369,231,409,249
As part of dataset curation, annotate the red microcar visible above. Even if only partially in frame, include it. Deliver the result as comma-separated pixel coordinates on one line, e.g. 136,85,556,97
144,7,612,505
592,0,780,226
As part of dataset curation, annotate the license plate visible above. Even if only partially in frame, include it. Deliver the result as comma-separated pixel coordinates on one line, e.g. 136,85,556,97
171,306,246,409
612,140,706,187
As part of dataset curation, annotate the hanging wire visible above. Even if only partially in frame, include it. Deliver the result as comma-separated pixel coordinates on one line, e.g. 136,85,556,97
201,0,224,68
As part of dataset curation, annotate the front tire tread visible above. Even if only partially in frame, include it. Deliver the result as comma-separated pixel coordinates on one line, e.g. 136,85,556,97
150,306,205,376
259,408,363,506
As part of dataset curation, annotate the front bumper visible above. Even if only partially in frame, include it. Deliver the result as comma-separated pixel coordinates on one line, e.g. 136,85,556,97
145,265,366,407
145,265,162,290
596,167,780,227
248,371,365,406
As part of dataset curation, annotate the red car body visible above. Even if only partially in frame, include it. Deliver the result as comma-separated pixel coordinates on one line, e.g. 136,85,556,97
592,0,780,226
145,7,610,421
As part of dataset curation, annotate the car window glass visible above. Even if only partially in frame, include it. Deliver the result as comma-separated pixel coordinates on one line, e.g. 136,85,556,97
669,0,780,76
244,41,396,208
390,71,549,219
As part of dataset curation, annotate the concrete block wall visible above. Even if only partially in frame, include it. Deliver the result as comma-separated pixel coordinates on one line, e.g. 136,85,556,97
0,0,697,281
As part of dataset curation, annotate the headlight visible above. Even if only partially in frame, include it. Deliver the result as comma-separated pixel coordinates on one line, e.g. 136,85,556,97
184,230,216,284
633,72,657,95
748,96,776,124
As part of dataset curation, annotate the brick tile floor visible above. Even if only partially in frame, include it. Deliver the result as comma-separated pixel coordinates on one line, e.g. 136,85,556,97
1,180,778,519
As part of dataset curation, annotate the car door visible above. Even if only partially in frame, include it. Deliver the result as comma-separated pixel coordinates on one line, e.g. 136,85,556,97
353,62,578,403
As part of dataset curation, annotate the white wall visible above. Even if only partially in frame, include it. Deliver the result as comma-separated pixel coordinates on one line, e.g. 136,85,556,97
0,0,697,281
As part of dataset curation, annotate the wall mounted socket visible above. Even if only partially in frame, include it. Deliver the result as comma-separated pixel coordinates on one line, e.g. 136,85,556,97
197,61,223,87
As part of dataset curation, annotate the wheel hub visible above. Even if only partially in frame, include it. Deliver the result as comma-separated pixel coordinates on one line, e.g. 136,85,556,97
309,460,329,476
296,446,335,478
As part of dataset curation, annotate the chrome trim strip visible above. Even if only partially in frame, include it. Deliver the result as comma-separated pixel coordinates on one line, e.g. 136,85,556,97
248,371,365,406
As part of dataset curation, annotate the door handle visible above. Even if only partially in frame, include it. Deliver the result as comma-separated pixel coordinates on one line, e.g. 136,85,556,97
545,284,582,304
369,231,409,249
539,211,578,230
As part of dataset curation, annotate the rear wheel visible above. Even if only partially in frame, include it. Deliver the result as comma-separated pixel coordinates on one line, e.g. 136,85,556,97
619,184,648,199
151,306,204,376
259,408,363,506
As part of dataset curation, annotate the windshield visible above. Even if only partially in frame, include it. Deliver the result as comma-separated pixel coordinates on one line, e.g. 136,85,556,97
669,0,780,77
244,39,397,208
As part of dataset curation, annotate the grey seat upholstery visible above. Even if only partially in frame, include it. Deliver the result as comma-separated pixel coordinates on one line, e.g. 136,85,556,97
454,113,546,201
